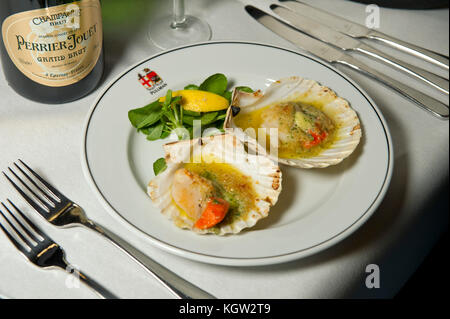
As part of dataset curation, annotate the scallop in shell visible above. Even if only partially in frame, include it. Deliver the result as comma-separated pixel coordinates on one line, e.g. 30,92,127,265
224,76,362,168
147,134,282,235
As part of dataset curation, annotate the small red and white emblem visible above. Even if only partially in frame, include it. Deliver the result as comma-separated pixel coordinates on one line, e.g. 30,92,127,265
138,68,162,89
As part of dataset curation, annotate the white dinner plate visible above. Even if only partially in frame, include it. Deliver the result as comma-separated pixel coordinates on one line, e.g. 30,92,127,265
81,41,393,266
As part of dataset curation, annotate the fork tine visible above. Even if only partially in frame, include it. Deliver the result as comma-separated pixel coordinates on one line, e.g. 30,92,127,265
14,162,58,205
18,160,66,201
2,200,43,243
7,167,51,208
2,171,49,217
0,213,28,255
0,205,33,251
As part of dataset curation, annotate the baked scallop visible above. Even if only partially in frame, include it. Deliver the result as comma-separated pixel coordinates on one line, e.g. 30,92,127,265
224,76,362,168
147,134,282,235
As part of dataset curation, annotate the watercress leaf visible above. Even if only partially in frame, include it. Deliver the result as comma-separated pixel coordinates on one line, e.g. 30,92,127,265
153,158,167,176
199,73,228,95
216,113,227,120
163,89,173,107
222,90,232,102
160,129,171,139
183,110,202,117
184,84,199,90
182,115,196,126
171,96,182,104
139,125,153,135
162,107,176,123
236,86,254,93
137,109,163,129
128,100,162,128
146,122,164,141
201,111,218,125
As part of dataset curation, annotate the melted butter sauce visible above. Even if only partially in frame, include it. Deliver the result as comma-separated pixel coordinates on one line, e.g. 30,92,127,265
171,199,193,223
180,155,258,230
234,99,340,159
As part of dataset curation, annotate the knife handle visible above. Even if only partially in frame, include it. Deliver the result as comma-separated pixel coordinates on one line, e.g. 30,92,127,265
86,221,215,299
357,43,449,95
366,30,449,70
337,56,449,119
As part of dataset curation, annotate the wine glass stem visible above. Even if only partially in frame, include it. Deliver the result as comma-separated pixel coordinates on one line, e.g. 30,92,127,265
172,0,186,28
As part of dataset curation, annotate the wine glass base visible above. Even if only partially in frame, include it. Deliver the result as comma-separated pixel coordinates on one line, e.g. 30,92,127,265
148,15,211,50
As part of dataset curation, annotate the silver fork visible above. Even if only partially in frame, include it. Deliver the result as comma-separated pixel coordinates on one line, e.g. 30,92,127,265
0,199,117,299
3,160,215,299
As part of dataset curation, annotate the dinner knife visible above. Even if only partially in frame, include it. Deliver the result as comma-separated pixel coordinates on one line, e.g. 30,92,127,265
280,0,450,71
246,5,449,119
271,5,449,95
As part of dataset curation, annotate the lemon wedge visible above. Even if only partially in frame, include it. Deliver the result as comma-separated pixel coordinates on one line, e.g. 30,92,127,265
159,90,229,112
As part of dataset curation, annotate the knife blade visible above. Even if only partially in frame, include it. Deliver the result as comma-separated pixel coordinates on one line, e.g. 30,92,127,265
280,0,374,38
271,4,449,94
245,5,449,119
280,0,449,70
246,6,348,63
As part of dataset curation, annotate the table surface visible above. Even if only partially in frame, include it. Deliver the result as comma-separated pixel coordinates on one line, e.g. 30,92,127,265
0,0,448,299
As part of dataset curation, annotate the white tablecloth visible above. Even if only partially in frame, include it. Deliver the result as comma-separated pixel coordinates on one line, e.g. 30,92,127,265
0,0,448,298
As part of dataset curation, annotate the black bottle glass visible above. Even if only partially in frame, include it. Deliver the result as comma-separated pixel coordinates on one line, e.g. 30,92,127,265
0,0,104,103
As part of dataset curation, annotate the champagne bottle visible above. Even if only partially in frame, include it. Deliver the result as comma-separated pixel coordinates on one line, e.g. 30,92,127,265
0,0,104,103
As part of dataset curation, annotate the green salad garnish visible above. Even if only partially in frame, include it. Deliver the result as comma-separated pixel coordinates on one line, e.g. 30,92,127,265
128,73,253,141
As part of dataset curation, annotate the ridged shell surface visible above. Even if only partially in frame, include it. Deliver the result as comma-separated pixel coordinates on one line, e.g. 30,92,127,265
147,134,282,235
224,76,362,168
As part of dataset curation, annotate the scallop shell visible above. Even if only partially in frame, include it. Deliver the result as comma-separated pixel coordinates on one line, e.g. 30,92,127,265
224,76,362,168
147,134,282,235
